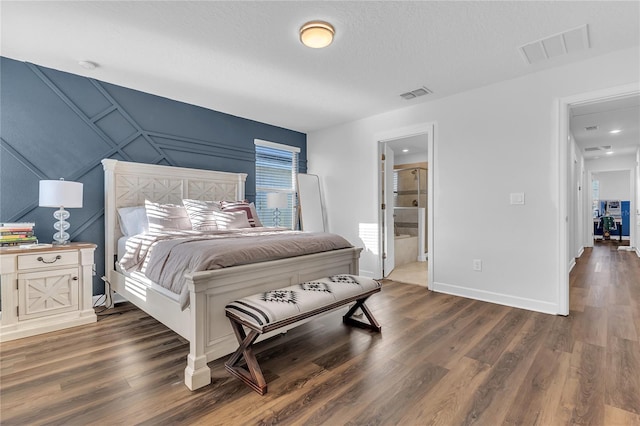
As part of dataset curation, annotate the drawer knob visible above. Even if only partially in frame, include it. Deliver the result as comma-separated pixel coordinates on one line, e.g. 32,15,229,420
37,255,62,264
72,276,79,281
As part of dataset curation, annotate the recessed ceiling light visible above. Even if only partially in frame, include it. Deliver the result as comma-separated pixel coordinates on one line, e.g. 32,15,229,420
402,149,409,153
606,151,614,155
609,129,622,134
300,21,335,49
78,60,97,70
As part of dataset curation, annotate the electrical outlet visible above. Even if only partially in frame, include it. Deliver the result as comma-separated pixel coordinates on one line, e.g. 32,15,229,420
473,259,482,272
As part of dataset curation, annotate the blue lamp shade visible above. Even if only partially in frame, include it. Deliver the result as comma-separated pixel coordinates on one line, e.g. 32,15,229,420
39,179,83,244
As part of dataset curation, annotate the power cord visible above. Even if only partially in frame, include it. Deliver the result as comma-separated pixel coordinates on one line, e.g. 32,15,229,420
94,276,121,319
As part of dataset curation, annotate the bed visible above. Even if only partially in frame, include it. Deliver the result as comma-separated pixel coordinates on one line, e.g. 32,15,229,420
102,159,361,390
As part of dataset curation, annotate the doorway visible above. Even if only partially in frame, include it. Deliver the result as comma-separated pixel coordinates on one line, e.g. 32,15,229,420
376,123,434,288
560,84,640,315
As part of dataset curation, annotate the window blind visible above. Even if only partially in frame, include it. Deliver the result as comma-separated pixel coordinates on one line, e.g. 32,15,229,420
255,141,299,228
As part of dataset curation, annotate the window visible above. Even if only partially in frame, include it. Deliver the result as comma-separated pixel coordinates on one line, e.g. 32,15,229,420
255,140,300,228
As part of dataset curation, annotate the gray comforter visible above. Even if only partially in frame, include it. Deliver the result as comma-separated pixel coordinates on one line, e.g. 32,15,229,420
119,228,352,297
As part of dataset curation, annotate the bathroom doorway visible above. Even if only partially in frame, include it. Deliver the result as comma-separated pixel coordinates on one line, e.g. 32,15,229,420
379,133,429,286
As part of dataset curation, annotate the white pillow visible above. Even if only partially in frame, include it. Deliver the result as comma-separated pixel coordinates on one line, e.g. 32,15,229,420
145,200,192,232
215,210,251,230
182,199,221,231
118,206,149,236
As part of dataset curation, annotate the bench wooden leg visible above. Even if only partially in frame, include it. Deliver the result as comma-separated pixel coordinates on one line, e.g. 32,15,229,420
343,297,382,332
224,318,267,395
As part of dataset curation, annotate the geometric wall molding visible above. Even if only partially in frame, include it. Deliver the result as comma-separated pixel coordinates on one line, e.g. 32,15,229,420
0,57,306,295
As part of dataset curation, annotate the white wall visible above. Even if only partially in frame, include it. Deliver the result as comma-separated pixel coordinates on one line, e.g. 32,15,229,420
593,170,631,201
307,46,639,314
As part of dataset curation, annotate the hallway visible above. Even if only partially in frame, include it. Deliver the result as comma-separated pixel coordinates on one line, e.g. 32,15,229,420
566,242,640,423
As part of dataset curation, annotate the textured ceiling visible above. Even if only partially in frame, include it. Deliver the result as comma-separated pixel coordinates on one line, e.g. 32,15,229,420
1,1,639,133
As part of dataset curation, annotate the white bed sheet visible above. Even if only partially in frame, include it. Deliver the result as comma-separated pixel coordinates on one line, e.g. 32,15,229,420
116,238,180,303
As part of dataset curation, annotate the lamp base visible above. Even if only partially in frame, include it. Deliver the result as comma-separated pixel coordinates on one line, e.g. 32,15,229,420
273,208,281,227
52,207,71,245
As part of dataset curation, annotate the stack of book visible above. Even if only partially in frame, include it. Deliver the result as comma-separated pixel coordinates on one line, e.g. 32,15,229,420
0,222,37,247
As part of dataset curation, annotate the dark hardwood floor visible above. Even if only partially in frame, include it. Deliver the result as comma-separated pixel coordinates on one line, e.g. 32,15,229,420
1,243,639,425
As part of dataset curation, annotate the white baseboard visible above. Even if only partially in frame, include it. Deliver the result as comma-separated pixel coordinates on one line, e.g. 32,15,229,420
576,246,585,258
637,247,640,257
431,281,558,315
568,258,576,273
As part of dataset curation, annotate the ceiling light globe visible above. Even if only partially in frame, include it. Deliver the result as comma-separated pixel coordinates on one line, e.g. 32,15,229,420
300,21,335,49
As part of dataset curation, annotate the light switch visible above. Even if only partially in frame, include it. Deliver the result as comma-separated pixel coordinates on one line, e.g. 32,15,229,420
510,193,525,205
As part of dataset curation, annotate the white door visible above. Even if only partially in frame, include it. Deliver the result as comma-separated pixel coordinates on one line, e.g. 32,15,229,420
382,143,395,276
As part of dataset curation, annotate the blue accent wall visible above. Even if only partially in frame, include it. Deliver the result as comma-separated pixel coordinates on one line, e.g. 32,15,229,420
0,57,306,295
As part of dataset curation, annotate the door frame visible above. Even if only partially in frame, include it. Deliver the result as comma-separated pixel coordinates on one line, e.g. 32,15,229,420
557,82,639,315
375,122,435,288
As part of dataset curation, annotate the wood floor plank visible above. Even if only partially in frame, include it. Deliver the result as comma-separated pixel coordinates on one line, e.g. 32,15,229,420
343,361,448,426
502,347,571,425
397,356,489,425
607,305,638,342
556,341,606,425
572,305,607,347
458,312,554,425
544,312,575,354
606,336,640,415
464,308,528,366
605,404,640,425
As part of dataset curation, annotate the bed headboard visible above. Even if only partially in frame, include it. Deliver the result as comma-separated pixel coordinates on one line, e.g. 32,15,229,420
102,159,247,274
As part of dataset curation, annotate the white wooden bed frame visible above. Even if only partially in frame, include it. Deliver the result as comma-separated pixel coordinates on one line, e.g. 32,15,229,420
102,159,361,390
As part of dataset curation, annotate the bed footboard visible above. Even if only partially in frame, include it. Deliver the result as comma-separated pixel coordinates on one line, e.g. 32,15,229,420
184,247,361,390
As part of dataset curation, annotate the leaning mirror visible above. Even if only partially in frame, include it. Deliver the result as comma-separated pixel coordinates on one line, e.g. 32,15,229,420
297,173,325,232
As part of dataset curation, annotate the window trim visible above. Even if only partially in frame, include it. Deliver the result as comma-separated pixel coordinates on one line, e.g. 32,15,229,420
254,139,301,153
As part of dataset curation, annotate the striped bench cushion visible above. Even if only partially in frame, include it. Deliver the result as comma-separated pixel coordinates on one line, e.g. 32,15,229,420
225,275,381,332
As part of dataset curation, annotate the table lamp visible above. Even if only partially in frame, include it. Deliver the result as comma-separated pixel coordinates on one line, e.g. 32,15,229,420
39,179,83,245
266,192,288,227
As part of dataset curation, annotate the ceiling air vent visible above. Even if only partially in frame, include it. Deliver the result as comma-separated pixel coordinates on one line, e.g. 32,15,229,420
585,125,599,131
400,86,432,100
519,24,590,65
585,145,613,153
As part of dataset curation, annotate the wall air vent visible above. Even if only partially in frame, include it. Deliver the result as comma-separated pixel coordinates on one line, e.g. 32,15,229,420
400,86,432,100
585,125,599,131
519,24,590,65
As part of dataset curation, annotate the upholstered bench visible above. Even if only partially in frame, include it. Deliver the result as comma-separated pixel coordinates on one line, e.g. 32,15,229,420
224,274,382,394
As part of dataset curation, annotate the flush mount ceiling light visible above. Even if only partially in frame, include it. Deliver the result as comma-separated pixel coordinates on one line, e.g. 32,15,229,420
609,129,622,134
300,21,335,48
402,149,409,153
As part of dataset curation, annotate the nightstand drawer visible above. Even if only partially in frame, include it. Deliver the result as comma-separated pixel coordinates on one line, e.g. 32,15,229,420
17,250,78,270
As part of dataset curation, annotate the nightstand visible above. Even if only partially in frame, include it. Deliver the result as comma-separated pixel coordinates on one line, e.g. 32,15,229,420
0,242,97,341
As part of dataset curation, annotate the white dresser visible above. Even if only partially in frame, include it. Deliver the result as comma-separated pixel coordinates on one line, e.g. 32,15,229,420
0,243,97,342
